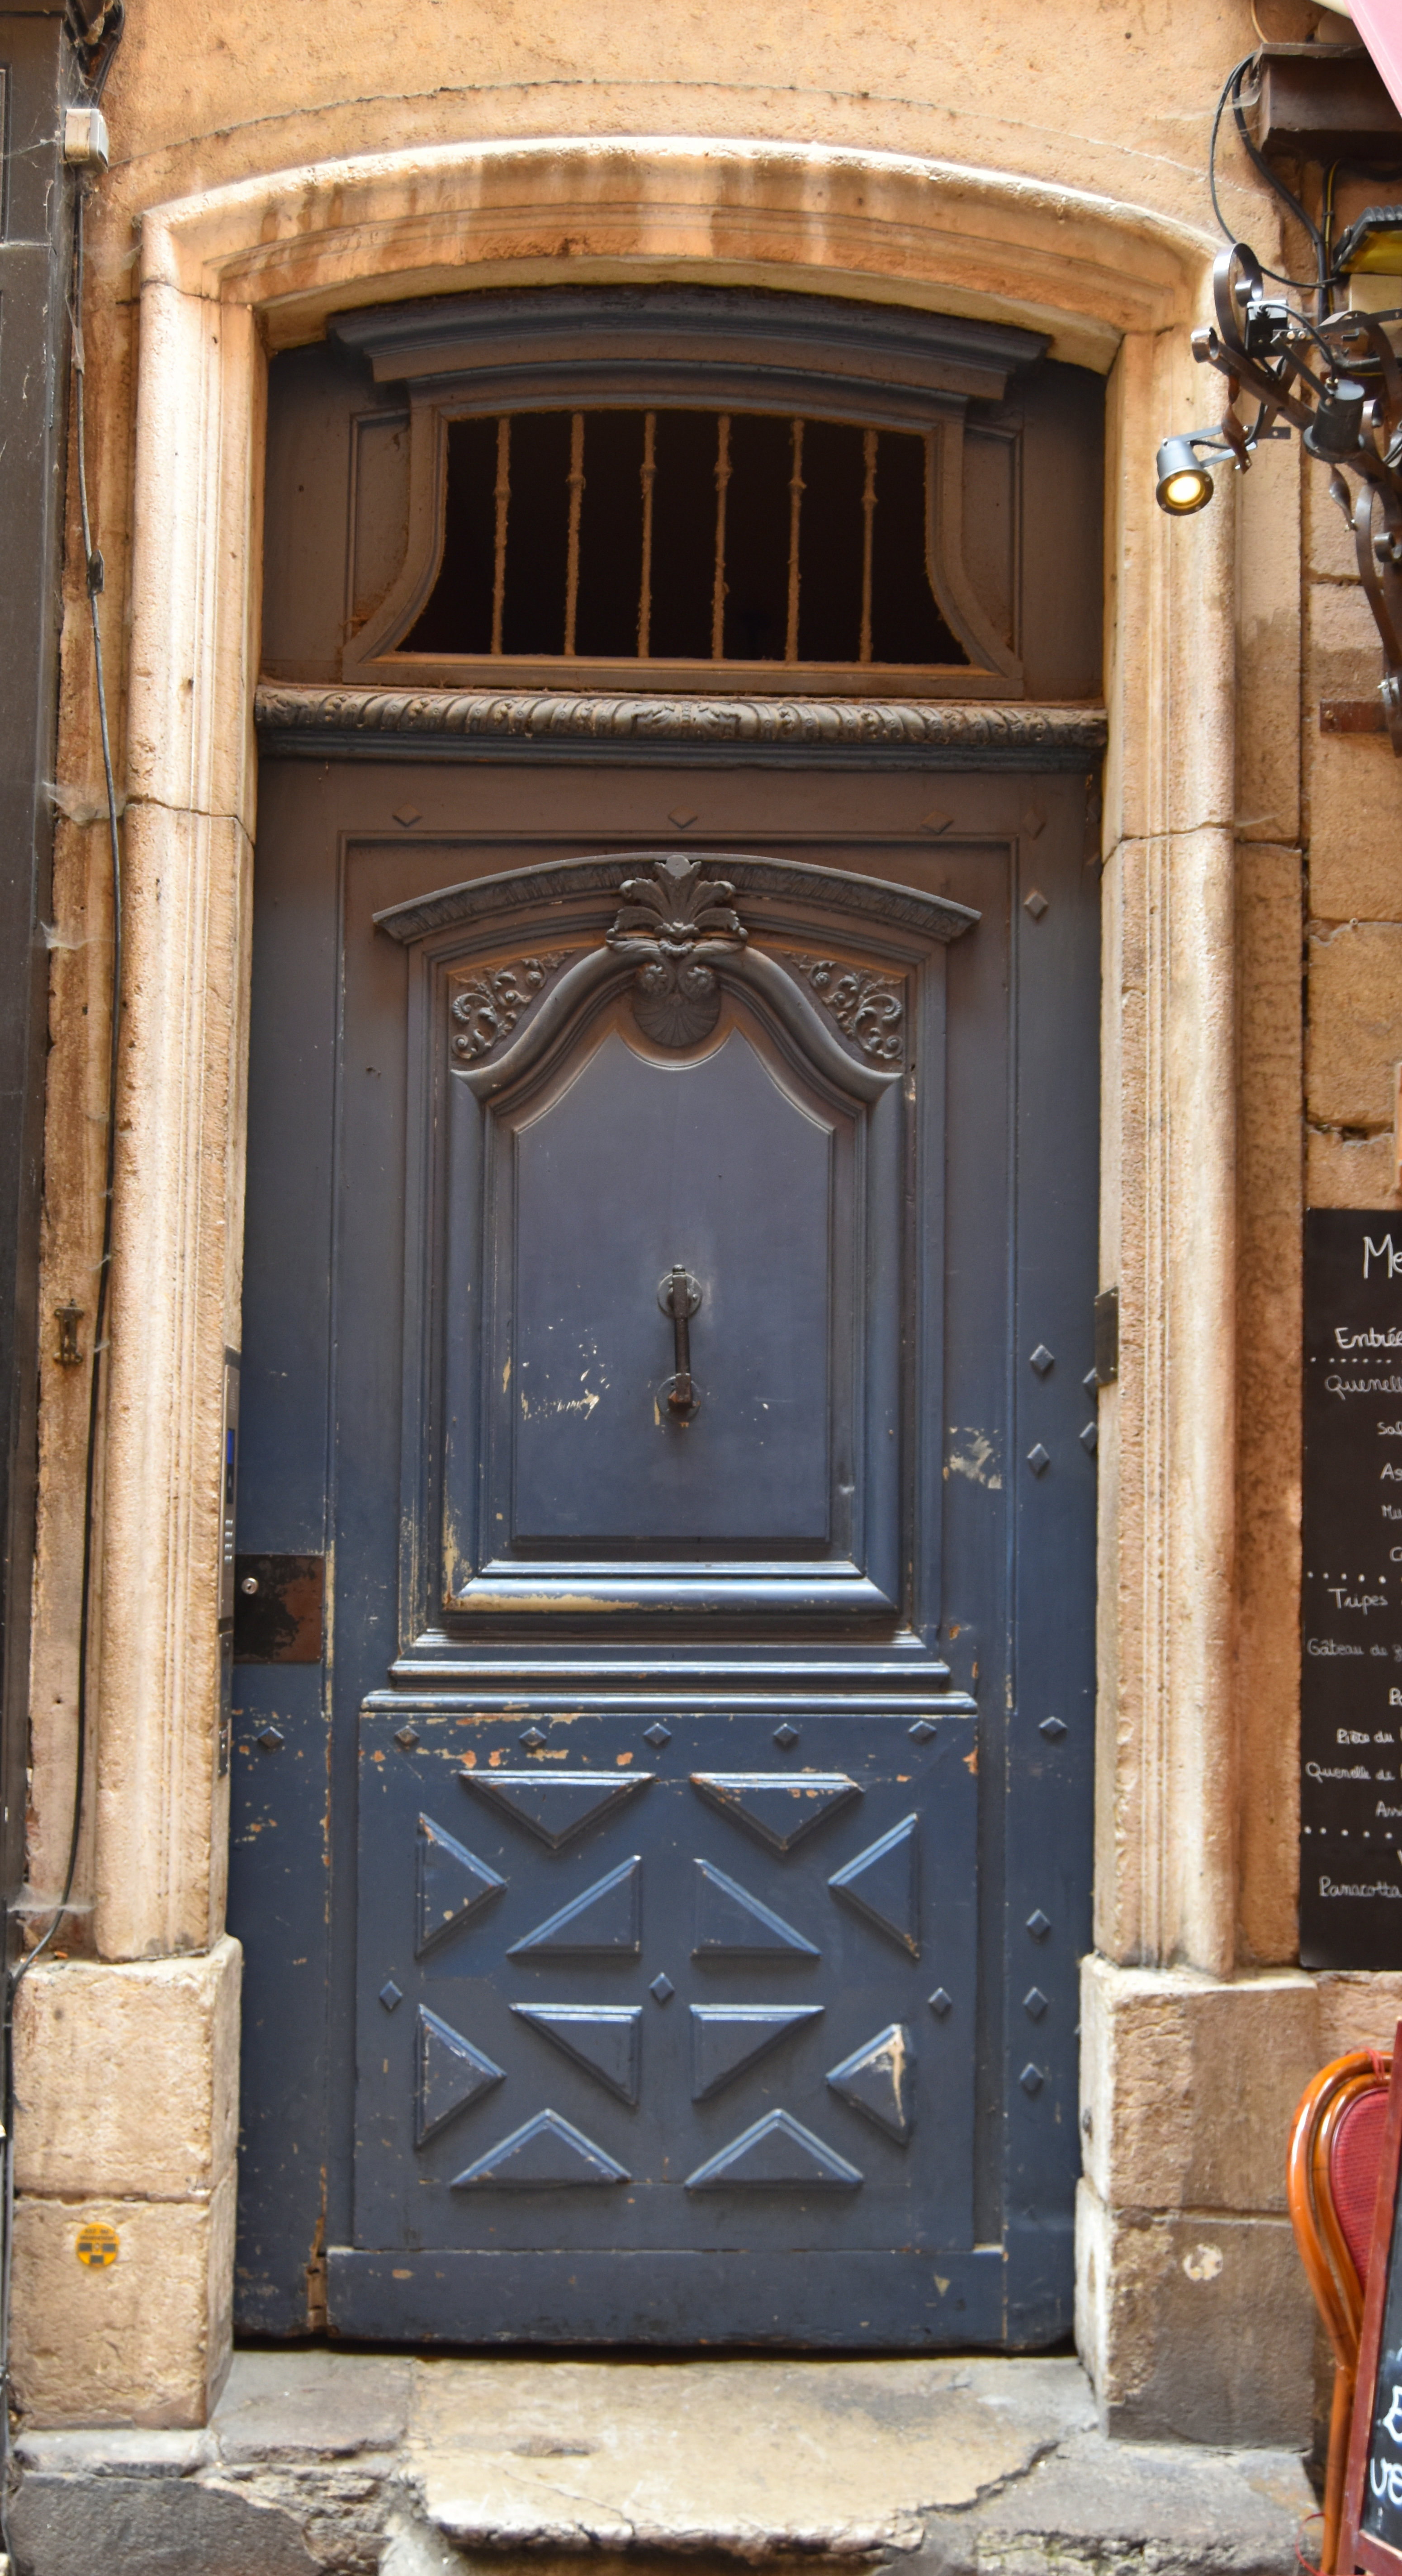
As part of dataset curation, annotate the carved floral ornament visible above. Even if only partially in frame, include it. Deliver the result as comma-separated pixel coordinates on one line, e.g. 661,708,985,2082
791,958,904,1065
606,855,747,1048
444,859,907,1070
449,955,567,1061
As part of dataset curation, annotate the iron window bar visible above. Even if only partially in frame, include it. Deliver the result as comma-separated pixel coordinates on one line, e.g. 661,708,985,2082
399,404,971,685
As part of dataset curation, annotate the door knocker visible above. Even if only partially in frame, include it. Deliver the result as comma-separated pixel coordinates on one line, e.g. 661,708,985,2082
658,1266,702,1422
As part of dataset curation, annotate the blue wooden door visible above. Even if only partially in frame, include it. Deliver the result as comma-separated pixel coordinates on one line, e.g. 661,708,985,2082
229,759,1098,2347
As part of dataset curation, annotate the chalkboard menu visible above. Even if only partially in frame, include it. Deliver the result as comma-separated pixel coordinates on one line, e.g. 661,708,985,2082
1301,1211,1402,1971
1341,2031,1402,2576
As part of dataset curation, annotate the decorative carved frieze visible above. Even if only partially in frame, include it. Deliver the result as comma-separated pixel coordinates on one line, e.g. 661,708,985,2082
256,683,1107,760
791,957,905,1066
449,955,566,1061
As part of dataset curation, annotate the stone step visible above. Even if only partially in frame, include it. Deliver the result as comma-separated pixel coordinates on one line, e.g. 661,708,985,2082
10,2349,1316,2576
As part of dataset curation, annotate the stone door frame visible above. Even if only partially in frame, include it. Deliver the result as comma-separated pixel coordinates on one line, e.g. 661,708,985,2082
26,135,1267,2421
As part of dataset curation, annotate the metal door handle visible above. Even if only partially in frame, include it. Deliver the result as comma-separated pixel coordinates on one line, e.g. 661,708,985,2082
659,1266,702,1419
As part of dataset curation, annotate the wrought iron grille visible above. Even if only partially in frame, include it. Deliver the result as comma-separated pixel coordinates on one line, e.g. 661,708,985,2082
402,409,968,671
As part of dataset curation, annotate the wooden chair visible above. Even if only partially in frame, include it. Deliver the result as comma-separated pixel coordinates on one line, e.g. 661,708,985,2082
1288,2049,1393,2573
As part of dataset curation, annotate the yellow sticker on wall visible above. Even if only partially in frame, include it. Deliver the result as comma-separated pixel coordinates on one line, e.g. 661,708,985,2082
75,2222,118,2269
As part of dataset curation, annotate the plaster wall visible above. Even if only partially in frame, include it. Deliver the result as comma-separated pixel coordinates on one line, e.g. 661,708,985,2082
13,0,1402,2440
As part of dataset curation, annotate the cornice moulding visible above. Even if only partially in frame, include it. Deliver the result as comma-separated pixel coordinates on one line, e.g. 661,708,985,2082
254,683,1108,766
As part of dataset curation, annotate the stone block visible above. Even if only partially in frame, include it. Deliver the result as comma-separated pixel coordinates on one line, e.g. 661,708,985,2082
1305,588,1402,917
1079,1957,1319,2215
1307,1125,1401,1210
1236,436,1301,847
10,2474,320,2576
1308,574,1388,705
1304,458,1360,582
914,2425,1312,2574
1317,1971,1402,2061
1307,728,1402,922
11,2169,235,2429
1306,919,1402,1130
1075,2178,1315,2449
14,1937,241,2200
213,2349,415,2461
1235,842,1304,1967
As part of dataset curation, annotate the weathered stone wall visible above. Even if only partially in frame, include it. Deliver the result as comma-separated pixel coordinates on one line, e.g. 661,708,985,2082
17,0,1402,2439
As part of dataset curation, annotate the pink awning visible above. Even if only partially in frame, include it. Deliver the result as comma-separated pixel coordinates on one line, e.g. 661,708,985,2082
1350,0,1402,121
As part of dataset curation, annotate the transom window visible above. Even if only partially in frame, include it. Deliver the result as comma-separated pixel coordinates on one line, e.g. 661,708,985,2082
403,408,966,672
327,287,1054,700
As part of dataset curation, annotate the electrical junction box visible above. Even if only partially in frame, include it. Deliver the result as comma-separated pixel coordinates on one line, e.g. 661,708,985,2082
1253,42,1402,169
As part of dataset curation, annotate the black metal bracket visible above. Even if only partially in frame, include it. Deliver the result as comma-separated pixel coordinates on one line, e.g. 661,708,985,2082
1189,241,1402,753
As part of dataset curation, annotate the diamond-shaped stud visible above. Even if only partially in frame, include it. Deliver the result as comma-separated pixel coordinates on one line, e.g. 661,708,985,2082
1020,2063,1045,2095
1080,1420,1099,1455
392,804,422,827
1024,1988,1048,2021
1029,1344,1054,1376
1083,1366,1098,1391
379,1981,403,2013
1023,889,1048,919
1027,1909,1052,1940
1021,807,1046,841
1027,1444,1051,1476
772,1724,800,1749
668,807,698,829
928,1989,952,2019
908,1718,938,1742
644,1722,672,1749
1039,1716,1067,1742
258,1725,284,1751
394,1725,420,1750
650,1974,675,2004
519,1725,548,1750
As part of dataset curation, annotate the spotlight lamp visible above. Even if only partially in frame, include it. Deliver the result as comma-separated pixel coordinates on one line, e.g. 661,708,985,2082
1158,240,1402,751
1155,434,1217,514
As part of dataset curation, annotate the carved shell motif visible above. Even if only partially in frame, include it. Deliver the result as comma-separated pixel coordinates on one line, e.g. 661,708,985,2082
791,956,905,1065
450,955,566,1062
606,855,748,1048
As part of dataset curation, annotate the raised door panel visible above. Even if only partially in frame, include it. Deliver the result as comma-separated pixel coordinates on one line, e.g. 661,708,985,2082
340,1704,980,2342
411,851,970,1627
500,1015,837,1548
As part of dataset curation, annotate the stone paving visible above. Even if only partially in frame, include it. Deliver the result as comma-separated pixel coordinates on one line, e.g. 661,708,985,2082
10,2348,1316,2576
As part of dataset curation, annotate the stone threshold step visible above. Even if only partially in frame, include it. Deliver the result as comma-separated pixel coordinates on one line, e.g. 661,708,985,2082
11,2350,1315,2576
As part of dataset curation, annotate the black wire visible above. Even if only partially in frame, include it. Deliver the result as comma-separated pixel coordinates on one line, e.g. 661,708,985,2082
1208,51,1333,294
1231,67,1329,297
0,172,123,2566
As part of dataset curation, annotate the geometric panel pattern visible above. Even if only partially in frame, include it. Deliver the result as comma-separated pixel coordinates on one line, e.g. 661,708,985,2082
415,1813,506,1957
828,1814,920,1957
460,1768,653,1850
355,1708,980,2290
825,2021,915,2142
689,1772,862,1854
450,2108,631,2190
415,2006,505,2146
507,1855,642,1957
692,1859,819,1957
513,2004,643,2105
691,2004,824,2100
684,2108,863,2191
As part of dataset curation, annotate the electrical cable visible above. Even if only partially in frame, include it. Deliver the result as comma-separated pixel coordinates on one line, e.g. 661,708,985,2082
0,163,123,2567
